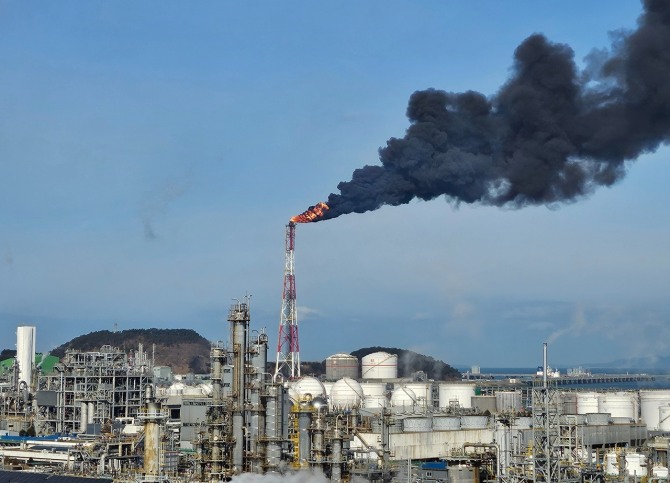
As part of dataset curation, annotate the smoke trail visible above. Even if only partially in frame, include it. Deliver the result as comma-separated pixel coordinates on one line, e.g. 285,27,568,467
316,0,670,221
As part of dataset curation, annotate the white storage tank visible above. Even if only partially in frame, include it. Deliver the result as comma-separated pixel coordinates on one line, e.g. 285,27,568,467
361,382,388,409
598,392,637,420
330,377,364,410
403,382,433,408
391,386,418,408
640,390,670,430
659,405,670,431
402,416,432,432
322,381,334,397
653,466,669,478
361,352,397,379
626,453,647,477
432,416,461,431
604,452,619,476
291,376,326,402
16,325,36,389
576,392,599,414
438,383,476,409
495,391,522,412
325,353,359,380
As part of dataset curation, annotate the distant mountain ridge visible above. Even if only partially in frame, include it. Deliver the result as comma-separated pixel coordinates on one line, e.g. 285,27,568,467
43,330,461,380
51,328,211,374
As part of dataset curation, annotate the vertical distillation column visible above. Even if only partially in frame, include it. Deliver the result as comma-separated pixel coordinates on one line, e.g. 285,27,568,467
275,222,301,379
248,330,268,473
532,342,560,483
208,341,231,478
230,300,250,474
142,385,164,483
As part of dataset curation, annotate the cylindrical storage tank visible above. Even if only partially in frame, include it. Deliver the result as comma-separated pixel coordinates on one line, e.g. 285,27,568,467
361,352,397,380
361,382,388,409
640,390,670,430
585,412,610,426
329,377,364,410
402,416,432,432
291,376,326,402
495,391,522,412
391,386,417,409
626,453,646,476
88,402,95,425
576,392,599,414
403,383,433,408
438,383,476,409
16,326,36,389
432,416,461,431
560,392,578,415
598,392,637,420
460,415,489,429
659,405,670,431
326,353,359,380
471,395,497,414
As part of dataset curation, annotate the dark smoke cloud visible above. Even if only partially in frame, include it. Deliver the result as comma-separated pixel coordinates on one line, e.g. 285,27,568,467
319,0,670,221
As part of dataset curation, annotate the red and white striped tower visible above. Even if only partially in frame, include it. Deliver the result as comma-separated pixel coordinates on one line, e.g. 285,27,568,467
274,222,300,379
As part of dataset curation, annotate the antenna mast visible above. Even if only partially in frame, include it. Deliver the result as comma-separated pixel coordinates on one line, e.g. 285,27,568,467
274,222,300,379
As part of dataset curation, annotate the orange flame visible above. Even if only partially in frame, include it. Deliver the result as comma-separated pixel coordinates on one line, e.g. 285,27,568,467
290,202,330,223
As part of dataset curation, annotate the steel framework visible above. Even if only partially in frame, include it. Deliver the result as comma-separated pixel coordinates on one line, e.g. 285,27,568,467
274,222,300,379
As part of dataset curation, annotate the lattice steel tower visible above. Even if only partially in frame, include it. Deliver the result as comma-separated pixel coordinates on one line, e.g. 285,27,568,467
274,222,300,379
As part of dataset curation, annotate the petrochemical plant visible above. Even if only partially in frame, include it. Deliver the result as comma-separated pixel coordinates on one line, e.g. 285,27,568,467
1,224,669,483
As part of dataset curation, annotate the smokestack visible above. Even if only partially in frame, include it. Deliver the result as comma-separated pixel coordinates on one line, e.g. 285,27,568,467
296,0,670,222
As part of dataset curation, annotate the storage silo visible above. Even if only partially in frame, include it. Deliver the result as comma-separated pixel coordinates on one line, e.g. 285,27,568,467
325,353,359,380
16,325,36,388
329,377,364,410
361,352,397,380
438,382,476,409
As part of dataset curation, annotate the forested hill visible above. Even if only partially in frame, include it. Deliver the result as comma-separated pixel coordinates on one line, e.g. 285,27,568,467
51,328,211,374
350,347,461,380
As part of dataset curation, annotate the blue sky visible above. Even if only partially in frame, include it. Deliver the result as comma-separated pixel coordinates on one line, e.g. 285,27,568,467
1,1,668,368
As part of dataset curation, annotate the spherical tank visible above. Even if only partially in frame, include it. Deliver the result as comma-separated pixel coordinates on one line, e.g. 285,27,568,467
361,382,388,409
403,383,433,408
576,392,599,414
391,386,418,409
326,353,359,380
495,391,522,412
291,376,326,401
361,352,398,380
438,383,476,409
640,391,670,430
322,381,334,397
598,392,637,420
330,377,364,410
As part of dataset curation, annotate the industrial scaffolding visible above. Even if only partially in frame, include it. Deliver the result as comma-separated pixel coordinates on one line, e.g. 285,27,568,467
35,344,151,435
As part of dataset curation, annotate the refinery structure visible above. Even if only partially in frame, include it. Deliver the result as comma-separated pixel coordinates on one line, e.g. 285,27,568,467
1,224,670,483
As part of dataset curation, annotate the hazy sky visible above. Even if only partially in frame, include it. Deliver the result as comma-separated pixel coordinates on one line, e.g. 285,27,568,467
1,1,668,368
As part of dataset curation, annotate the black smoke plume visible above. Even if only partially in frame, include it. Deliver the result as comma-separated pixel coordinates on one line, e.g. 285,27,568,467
317,0,670,221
